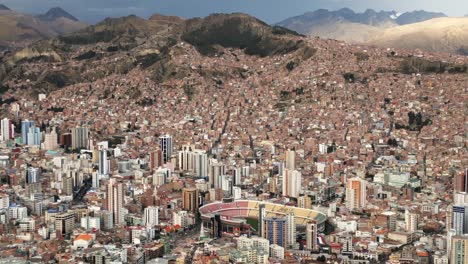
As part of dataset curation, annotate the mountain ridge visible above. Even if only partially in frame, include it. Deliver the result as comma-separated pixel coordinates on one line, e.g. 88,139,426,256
0,6,86,51
368,17,468,54
37,7,79,22
276,8,446,43
1,13,313,92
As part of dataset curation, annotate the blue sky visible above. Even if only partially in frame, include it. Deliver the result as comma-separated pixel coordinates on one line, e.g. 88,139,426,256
1,0,467,23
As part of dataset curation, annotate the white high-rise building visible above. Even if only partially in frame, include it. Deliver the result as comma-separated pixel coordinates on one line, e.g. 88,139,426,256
8,206,28,220
233,167,241,186
0,118,14,142
71,127,89,149
80,216,101,230
270,244,285,260
237,236,254,248
0,194,9,209
452,205,468,235
193,150,208,177
43,129,58,150
454,192,468,205
286,213,296,248
285,149,295,170
98,149,109,176
282,169,301,198
209,159,225,188
178,145,194,171
405,209,419,233
159,135,172,164
143,206,159,227
233,186,242,200
173,210,188,228
153,168,170,186
106,178,124,225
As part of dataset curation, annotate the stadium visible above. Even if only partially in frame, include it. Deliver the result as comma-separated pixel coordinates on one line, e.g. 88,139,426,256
199,200,327,238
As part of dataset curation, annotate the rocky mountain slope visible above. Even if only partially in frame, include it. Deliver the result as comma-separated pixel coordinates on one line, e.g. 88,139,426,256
0,13,464,173
0,13,465,99
0,6,86,51
0,13,316,94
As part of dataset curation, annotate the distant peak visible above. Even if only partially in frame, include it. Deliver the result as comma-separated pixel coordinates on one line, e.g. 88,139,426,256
0,4,10,10
38,7,78,21
337,8,354,13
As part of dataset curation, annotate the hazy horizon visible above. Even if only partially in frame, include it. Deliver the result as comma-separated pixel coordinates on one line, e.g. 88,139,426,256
0,0,467,23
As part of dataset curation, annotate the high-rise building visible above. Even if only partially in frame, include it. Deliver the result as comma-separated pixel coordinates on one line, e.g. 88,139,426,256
298,195,312,209
193,150,208,177
452,205,468,235
1,118,14,142
261,217,286,247
209,159,225,188
179,145,194,171
8,206,28,220
285,149,295,170
149,149,163,172
173,210,188,228
454,169,468,193
285,213,296,248
233,186,242,200
159,135,172,164
105,178,125,225
98,149,109,177
0,194,9,209
454,192,468,205
182,188,199,214
282,169,302,198
26,167,40,184
81,216,101,231
71,127,89,150
306,221,318,252
27,126,42,146
269,244,285,260
43,129,58,150
405,210,419,233
447,206,454,231
237,235,254,248
21,120,34,144
62,177,73,195
252,236,270,252
143,206,159,227
233,167,242,186
451,235,468,264
346,177,367,210
55,212,75,235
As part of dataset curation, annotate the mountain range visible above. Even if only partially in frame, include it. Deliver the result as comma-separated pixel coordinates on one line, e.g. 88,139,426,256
0,5,86,51
369,17,468,54
277,8,468,54
277,8,447,38
0,12,465,100
0,13,318,94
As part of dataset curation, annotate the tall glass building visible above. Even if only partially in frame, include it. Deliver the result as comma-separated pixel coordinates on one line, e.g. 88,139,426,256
21,120,35,145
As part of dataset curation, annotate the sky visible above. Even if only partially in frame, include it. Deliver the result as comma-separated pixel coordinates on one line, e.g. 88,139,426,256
0,0,467,23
